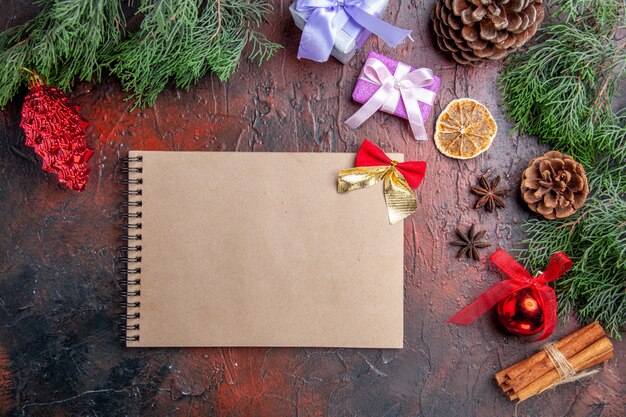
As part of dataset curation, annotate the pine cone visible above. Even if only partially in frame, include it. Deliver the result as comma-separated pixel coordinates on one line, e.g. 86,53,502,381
521,151,589,220
432,0,544,65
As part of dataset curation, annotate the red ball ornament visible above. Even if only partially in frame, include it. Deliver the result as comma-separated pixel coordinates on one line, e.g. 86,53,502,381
496,288,545,336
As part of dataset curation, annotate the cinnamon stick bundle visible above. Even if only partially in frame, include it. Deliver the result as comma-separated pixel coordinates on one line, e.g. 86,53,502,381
495,322,614,402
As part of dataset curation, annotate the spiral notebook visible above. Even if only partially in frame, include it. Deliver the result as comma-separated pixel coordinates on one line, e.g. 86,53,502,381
120,151,404,348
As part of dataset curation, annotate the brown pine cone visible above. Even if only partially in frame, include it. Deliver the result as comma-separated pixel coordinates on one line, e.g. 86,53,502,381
432,0,545,65
521,151,589,220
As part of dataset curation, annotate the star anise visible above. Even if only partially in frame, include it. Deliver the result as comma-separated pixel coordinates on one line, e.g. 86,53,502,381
449,224,490,261
471,174,509,213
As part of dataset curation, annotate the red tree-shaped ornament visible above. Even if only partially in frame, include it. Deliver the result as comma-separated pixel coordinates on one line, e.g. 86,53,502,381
20,72,93,191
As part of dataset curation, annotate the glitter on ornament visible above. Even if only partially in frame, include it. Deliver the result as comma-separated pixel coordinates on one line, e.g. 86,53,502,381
19,70,92,191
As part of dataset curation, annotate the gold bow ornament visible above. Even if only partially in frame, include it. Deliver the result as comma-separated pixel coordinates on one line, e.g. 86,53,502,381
338,140,426,224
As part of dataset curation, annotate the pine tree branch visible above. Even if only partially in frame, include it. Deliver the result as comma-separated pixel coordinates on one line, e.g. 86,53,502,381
503,0,626,338
0,0,280,108
591,46,626,116
0,0,125,108
106,0,281,108
209,0,222,42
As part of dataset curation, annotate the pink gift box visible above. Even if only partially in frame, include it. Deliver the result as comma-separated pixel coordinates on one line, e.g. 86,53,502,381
352,51,441,122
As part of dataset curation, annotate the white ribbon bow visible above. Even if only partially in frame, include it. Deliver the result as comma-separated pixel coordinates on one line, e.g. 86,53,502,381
345,57,436,140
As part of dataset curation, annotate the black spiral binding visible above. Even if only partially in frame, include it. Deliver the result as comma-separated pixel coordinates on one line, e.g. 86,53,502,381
119,155,143,343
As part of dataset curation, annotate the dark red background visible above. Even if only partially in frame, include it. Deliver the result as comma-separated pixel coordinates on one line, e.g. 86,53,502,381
0,1,623,416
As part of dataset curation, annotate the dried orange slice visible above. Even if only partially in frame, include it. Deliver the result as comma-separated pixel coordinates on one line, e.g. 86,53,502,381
434,98,497,159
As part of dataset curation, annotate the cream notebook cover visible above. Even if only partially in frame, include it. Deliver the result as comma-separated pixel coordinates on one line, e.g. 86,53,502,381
122,151,404,348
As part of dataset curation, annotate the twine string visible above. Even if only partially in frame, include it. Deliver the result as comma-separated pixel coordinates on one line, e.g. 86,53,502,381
514,343,600,416
539,342,599,393
544,343,576,379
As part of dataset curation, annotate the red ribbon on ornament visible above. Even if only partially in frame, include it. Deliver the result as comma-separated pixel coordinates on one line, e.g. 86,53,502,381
447,248,572,341
355,139,426,188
